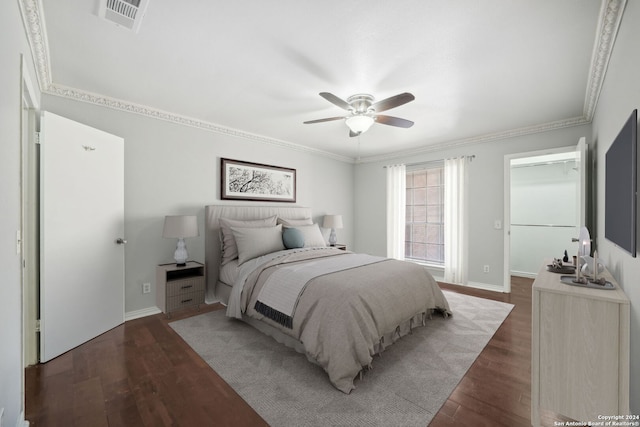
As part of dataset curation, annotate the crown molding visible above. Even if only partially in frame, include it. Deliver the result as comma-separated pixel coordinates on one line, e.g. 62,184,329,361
357,116,590,164
46,83,354,163
18,0,52,91
18,0,622,164
583,0,627,120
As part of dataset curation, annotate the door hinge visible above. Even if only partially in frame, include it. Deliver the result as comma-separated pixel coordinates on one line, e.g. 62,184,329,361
35,319,41,332
35,131,41,144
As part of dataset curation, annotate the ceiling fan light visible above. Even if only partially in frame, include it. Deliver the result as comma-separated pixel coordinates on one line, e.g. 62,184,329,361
345,115,375,134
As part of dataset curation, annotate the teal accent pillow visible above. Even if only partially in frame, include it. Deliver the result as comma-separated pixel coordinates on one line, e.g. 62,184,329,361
282,227,305,249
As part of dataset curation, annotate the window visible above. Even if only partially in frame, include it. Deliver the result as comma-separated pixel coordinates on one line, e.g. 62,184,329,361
405,165,444,265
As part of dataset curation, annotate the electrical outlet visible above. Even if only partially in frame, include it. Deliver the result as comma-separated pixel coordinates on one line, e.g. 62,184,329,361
483,265,490,273
142,282,151,294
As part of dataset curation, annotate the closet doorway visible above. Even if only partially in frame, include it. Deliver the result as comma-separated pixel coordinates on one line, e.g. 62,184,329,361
503,138,587,291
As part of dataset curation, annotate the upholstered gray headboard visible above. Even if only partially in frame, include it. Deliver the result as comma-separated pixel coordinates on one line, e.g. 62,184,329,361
204,205,313,303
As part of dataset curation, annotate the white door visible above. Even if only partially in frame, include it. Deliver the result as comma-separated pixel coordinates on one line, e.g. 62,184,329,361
40,111,125,362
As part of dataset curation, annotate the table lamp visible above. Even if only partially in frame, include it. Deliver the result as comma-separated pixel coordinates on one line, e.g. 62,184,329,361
162,215,198,266
323,214,343,246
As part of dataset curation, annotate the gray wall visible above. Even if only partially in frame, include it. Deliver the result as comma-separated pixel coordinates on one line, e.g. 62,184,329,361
353,123,592,289
41,95,354,316
591,0,640,413
0,1,40,425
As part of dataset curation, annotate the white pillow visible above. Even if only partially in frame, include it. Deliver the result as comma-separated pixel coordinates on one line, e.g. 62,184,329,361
219,215,277,265
230,225,285,265
277,217,313,226
287,223,326,248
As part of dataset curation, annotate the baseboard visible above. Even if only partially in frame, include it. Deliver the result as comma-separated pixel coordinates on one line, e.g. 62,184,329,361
467,281,506,292
436,278,506,293
125,306,162,321
510,270,537,279
431,274,445,282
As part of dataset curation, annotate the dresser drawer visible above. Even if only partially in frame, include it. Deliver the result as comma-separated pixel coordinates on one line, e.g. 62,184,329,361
166,290,205,312
166,277,205,297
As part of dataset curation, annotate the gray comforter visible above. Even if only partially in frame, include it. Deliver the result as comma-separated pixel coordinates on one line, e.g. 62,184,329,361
233,248,451,393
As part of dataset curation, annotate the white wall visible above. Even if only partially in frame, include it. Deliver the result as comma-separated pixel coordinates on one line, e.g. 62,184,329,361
591,0,640,413
354,124,592,289
0,1,40,426
41,95,355,315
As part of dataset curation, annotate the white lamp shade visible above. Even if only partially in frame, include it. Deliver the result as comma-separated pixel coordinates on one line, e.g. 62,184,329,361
345,115,374,134
323,214,343,229
162,215,199,238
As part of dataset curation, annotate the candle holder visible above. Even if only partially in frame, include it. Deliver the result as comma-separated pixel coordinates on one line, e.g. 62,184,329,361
572,276,589,285
580,255,605,277
560,275,616,290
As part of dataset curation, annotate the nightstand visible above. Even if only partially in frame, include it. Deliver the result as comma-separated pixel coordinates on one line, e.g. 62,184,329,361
156,261,205,315
332,244,347,251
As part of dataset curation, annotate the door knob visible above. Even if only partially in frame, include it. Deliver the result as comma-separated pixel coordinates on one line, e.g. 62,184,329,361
116,238,127,245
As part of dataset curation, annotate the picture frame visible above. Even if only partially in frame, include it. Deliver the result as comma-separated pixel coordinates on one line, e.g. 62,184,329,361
220,158,296,202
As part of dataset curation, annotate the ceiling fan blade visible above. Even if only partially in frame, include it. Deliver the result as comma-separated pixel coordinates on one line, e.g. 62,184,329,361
319,92,351,110
375,115,414,128
372,92,415,113
303,116,345,124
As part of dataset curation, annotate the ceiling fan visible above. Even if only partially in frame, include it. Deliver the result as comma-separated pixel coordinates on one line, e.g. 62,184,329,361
304,92,415,137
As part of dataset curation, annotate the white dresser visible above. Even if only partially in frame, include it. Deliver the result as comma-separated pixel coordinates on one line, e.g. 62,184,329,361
531,261,630,426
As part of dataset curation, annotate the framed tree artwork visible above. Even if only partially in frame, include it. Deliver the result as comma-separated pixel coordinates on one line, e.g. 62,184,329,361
220,158,296,202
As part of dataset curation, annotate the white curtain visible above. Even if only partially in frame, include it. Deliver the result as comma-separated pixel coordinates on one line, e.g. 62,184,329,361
444,157,468,284
386,164,406,259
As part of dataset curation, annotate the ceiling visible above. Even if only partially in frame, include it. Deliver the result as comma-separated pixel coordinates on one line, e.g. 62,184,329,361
25,1,624,162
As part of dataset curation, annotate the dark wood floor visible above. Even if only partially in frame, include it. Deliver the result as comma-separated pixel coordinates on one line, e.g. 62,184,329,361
25,277,561,426
433,278,534,426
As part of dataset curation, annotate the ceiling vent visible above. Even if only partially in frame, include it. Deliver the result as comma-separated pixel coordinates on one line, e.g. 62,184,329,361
99,0,149,33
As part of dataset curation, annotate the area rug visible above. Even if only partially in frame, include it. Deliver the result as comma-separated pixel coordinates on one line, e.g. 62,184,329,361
170,291,513,426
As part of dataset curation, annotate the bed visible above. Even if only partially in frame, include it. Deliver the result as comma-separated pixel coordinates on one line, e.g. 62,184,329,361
204,204,450,393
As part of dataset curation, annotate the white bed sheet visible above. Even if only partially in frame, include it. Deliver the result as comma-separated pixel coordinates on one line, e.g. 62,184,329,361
219,259,239,286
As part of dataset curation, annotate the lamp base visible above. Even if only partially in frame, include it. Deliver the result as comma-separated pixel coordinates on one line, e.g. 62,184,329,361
174,238,189,266
328,228,337,246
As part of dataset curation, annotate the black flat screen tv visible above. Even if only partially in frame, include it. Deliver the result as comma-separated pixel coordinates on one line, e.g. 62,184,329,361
605,109,637,257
